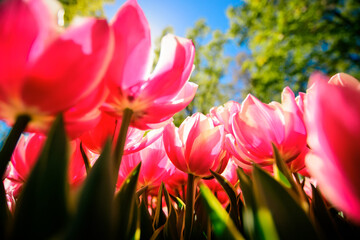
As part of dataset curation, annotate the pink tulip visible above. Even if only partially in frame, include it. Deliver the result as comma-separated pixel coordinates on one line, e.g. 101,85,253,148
80,112,162,154
305,73,360,223
163,113,227,177
101,0,197,130
0,0,113,132
209,100,241,134
4,133,96,200
116,136,175,192
227,87,307,172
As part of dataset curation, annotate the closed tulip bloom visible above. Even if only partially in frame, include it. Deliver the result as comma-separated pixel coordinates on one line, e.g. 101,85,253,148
305,73,360,224
227,87,307,171
0,0,113,131
163,113,227,177
101,0,197,130
209,100,241,134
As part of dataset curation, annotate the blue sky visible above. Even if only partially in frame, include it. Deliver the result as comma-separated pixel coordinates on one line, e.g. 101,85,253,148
104,0,244,90
104,0,239,40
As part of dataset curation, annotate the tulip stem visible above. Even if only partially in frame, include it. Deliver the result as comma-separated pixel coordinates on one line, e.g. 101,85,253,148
113,108,133,175
184,173,197,240
0,115,31,178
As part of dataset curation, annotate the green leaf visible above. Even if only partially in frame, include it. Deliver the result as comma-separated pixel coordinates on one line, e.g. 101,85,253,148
210,169,241,228
310,184,340,239
236,167,254,208
149,225,164,240
252,165,319,240
153,184,167,230
162,183,179,240
12,115,69,239
140,199,154,240
113,162,141,240
272,144,309,212
65,140,115,239
199,184,245,240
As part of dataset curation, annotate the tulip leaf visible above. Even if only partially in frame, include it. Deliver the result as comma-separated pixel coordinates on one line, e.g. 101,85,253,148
153,184,167,229
140,199,154,240
210,169,241,228
236,167,254,208
169,193,185,210
12,115,69,239
193,191,211,239
162,183,179,240
273,164,291,188
113,162,141,240
272,143,308,206
199,184,245,240
310,184,340,239
65,140,114,239
252,165,319,240
149,225,164,240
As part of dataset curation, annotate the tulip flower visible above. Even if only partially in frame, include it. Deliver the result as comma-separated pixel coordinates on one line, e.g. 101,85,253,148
227,87,307,172
101,0,197,130
163,113,227,177
209,100,241,134
0,0,113,131
163,112,227,238
116,136,175,193
305,73,360,224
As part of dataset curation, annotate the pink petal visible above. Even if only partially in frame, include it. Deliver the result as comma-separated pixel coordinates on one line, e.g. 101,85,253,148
64,79,108,139
163,122,188,173
23,18,113,114
142,34,195,100
187,125,224,176
132,82,197,129
0,0,38,98
305,79,360,223
328,72,360,90
106,0,152,92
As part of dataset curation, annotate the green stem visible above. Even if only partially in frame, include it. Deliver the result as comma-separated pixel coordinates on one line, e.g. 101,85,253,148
113,108,133,175
184,173,197,240
0,115,30,178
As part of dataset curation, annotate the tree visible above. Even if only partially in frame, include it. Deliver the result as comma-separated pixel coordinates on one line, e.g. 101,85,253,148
228,0,360,102
58,0,113,24
154,20,231,125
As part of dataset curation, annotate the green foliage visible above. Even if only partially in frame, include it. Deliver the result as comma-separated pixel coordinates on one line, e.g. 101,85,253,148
153,20,231,125
228,0,360,102
58,0,113,24
12,115,69,239
199,184,245,240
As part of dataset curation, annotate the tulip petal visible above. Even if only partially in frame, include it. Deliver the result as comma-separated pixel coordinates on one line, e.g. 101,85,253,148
0,0,38,98
163,123,187,173
187,126,224,176
107,0,152,92
23,18,113,113
142,34,195,100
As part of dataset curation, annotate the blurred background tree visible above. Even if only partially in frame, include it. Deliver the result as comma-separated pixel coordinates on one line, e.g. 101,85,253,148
228,0,360,102
153,20,232,125
58,0,113,24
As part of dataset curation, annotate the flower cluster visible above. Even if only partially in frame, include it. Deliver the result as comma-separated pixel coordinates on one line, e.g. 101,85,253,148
1,0,360,239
